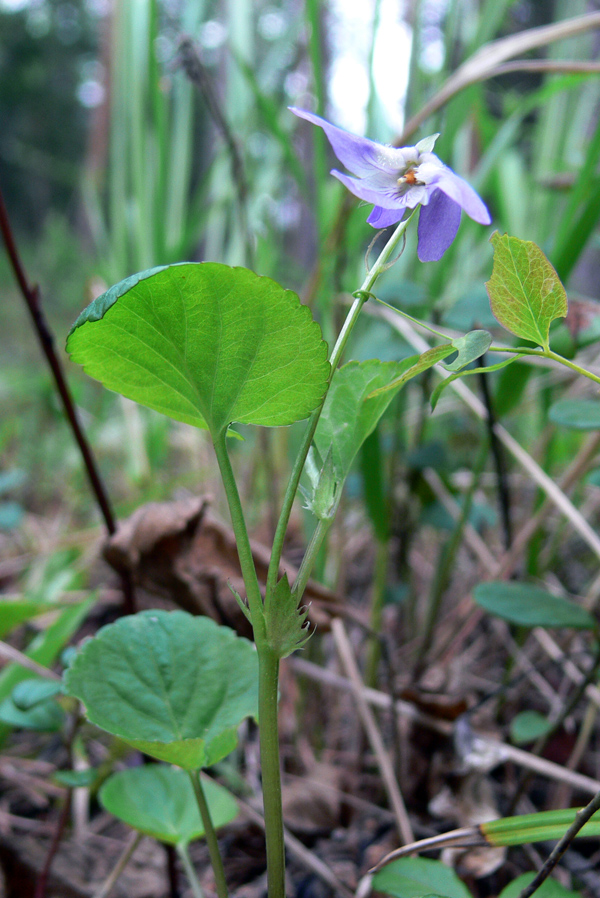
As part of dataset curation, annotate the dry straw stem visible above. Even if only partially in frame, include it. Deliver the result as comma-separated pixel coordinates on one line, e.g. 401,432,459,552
398,11,600,143
0,640,62,681
377,306,600,562
289,657,600,796
534,628,600,712
331,618,414,846
91,831,142,898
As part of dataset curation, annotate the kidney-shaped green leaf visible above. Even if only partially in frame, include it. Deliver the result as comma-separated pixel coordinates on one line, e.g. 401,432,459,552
67,263,330,435
64,611,259,769
372,856,472,898
473,581,595,629
315,359,414,483
99,765,238,846
486,233,567,350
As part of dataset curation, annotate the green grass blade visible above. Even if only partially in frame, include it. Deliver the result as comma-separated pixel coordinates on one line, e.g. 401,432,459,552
482,808,600,847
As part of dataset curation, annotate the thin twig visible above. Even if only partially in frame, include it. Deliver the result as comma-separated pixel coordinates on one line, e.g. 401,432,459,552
92,832,142,898
518,790,600,898
397,11,600,143
177,36,253,268
289,657,600,794
0,640,62,680
0,183,135,616
34,791,72,898
331,619,414,845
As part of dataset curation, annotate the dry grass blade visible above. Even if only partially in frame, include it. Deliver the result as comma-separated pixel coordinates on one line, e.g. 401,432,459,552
399,11,600,142
331,619,414,845
92,832,142,898
0,641,62,681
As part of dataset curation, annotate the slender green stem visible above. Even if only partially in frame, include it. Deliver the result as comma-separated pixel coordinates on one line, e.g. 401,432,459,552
212,430,266,643
176,841,205,898
258,647,286,898
544,347,600,386
487,344,600,387
187,772,228,898
265,211,417,605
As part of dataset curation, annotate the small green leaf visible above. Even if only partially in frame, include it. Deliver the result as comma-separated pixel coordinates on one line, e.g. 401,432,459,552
0,696,64,732
510,711,553,745
99,765,238,846
12,679,63,710
486,232,568,350
473,581,595,629
369,346,455,400
549,399,600,430
372,857,472,898
67,263,330,435
265,576,311,659
315,359,415,482
499,873,582,898
444,330,492,372
64,611,258,770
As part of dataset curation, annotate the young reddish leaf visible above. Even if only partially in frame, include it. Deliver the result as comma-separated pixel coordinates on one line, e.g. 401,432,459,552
486,232,567,350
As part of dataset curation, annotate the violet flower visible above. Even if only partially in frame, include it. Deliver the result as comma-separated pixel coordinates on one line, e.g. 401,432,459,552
290,107,491,262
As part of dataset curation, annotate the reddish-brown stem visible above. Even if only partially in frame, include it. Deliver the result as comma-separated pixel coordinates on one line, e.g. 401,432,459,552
34,791,72,898
0,183,135,614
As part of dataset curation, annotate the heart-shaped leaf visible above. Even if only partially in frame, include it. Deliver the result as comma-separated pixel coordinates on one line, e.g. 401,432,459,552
99,765,238,846
473,581,595,629
64,611,259,770
486,233,567,350
67,263,330,436
315,359,414,483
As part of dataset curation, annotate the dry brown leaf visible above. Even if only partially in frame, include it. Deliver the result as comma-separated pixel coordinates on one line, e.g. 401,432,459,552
103,496,337,635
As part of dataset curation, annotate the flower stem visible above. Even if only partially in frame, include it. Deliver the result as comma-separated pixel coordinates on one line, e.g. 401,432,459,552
187,772,228,898
176,840,205,898
265,210,417,604
258,646,286,898
212,430,266,644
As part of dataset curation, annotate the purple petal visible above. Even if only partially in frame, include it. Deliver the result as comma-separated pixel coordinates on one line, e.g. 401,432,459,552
332,170,405,210
367,206,404,228
289,107,386,178
417,190,462,261
432,168,491,225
